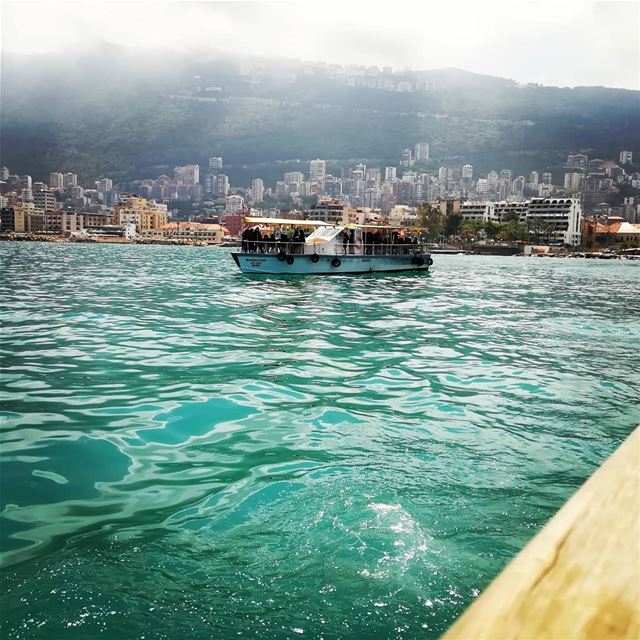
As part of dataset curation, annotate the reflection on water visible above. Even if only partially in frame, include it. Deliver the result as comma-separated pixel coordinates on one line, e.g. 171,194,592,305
1,243,639,639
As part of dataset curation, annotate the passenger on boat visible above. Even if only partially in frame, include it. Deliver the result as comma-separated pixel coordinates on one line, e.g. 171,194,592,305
279,230,289,253
245,226,257,252
341,228,349,255
292,228,305,254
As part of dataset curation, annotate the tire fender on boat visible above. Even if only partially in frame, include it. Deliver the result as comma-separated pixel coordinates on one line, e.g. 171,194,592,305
310,254,320,263
331,258,341,268
286,256,295,265
427,257,434,266
277,252,286,262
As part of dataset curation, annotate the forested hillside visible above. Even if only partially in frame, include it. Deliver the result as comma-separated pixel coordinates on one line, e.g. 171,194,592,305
2,48,639,183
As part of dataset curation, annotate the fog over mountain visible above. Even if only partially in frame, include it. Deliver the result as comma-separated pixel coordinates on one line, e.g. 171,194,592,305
1,45,639,184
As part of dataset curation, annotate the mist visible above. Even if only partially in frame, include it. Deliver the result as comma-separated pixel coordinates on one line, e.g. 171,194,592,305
2,0,639,90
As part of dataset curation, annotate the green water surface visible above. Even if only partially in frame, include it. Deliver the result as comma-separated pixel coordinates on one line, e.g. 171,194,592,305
1,243,639,639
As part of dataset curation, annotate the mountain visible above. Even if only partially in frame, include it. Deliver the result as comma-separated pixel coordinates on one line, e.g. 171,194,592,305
1,47,639,184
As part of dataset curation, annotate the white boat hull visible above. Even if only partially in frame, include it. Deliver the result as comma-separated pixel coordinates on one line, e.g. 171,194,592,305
232,252,431,274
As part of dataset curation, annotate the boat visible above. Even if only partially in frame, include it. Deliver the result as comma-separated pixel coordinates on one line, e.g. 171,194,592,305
231,217,433,275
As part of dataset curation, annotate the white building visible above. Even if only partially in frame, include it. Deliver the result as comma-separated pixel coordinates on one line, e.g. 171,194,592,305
462,164,473,179
174,164,199,186
619,151,633,165
542,172,552,185
208,156,223,171
216,174,230,197
487,171,499,190
63,173,78,189
460,198,582,245
414,142,430,161
494,201,528,222
511,176,526,197
527,198,582,245
460,202,493,221
309,159,326,182
95,178,113,193
225,195,245,213
250,178,264,203
49,172,64,190
384,167,397,182
567,154,589,170
563,172,584,193
284,171,304,185
400,148,414,167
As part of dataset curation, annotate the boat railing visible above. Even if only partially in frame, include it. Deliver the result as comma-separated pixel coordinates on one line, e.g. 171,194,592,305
240,241,430,256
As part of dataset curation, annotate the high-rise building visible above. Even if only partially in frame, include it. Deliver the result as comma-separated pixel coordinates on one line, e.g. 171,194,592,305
400,148,414,167
511,176,526,197
462,164,473,179
63,173,78,189
499,169,512,182
225,195,245,214
95,178,113,193
487,171,499,190
563,172,584,193
275,181,288,199
542,172,553,185
284,171,304,185
324,177,343,198
619,151,633,165
366,168,381,183
174,165,199,186
34,189,57,211
18,175,33,190
0,167,9,181
438,167,448,184
250,178,264,203
215,174,229,197
209,157,223,171
309,159,326,182
414,143,430,161
567,154,588,170
384,167,397,182
49,172,64,190
528,171,539,185
204,174,217,194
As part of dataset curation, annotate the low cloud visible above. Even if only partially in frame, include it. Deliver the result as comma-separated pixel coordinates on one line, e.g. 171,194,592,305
1,0,638,89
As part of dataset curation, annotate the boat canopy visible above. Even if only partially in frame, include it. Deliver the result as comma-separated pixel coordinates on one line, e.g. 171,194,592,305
243,216,332,227
305,225,345,244
346,223,427,231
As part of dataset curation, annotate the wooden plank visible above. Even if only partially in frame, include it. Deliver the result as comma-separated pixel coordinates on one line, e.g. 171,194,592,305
442,427,640,640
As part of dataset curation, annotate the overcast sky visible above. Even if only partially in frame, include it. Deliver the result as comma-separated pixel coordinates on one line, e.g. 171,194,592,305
2,0,639,89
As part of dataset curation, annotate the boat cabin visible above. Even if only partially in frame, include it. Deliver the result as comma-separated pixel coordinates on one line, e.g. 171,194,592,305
240,217,427,256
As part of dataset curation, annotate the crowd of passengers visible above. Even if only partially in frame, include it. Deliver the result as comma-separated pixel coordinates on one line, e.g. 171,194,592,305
241,226,422,255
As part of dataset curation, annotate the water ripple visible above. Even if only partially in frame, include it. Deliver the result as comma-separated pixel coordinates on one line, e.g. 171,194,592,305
1,243,639,639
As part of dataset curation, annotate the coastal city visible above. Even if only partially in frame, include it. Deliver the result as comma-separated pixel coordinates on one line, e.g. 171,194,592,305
1,145,639,253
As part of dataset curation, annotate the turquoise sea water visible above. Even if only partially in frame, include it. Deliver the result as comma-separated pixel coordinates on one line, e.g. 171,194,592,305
1,243,639,639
